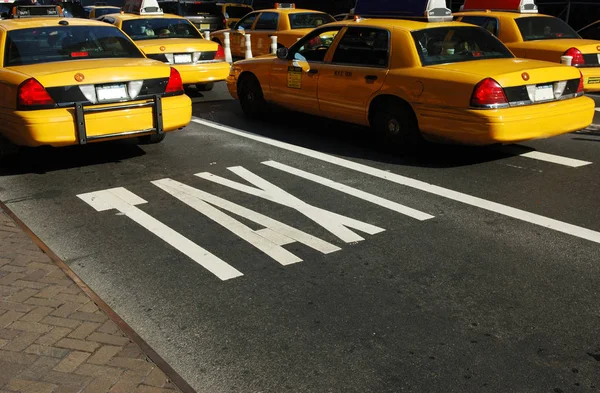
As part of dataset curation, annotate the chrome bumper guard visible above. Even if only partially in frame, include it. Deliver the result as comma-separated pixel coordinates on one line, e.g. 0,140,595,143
74,95,163,145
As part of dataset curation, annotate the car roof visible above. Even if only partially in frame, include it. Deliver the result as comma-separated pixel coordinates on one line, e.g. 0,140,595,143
0,17,116,31
327,18,476,32
108,12,185,20
456,11,552,20
255,8,328,14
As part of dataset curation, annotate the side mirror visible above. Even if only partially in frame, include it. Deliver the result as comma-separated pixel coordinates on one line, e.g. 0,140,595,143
276,47,288,60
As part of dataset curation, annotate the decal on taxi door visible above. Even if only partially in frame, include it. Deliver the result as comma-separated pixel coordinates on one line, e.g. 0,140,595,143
334,70,352,77
287,66,302,89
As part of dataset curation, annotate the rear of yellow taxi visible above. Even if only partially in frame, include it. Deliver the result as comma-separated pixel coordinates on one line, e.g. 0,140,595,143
455,11,600,93
0,18,191,147
109,13,230,87
227,19,594,145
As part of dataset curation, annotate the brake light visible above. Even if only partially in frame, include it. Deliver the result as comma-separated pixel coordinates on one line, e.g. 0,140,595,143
165,67,183,94
577,70,584,94
470,78,508,108
214,44,225,60
18,78,55,108
564,47,585,66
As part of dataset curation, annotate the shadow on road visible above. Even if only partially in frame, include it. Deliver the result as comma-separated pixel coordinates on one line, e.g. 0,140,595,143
192,99,537,170
0,139,146,176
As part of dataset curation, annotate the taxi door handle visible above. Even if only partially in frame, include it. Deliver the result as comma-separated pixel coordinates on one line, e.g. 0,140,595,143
365,75,378,81
307,69,318,75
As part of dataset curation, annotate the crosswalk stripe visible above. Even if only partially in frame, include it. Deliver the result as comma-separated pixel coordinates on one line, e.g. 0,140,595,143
517,151,591,167
191,117,600,245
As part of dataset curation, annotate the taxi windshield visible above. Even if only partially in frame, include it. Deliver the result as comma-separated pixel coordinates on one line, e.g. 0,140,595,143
412,26,513,66
288,12,334,29
4,26,143,67
515,16,580,41
122,18,201,40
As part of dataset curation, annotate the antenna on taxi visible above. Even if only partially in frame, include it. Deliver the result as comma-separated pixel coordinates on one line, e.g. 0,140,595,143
122,0,163,15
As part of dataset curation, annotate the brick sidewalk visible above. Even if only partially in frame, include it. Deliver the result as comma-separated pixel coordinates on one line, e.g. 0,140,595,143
0,210,183,393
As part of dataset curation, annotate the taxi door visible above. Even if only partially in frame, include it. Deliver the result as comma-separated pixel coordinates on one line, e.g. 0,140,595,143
269,26,343,115
251,11,279,57
230,11,259,58
317,27,389,125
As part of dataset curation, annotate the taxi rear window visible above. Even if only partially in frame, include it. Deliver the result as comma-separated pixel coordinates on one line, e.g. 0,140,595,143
515,16,580,41
4,26,143,67
122,18,202,40
180,2,220,16
288,13,334,29
93,7,120,17
412,26,513,66
225,6,251,18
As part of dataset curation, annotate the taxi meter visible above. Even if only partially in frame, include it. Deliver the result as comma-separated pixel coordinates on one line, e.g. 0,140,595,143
353,0,451,21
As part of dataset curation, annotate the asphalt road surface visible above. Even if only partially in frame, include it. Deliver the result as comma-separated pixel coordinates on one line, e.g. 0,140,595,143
1,84,600,392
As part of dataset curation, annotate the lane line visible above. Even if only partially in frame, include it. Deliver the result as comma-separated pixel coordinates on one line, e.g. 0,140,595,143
497,147,592,168
191,117,600,245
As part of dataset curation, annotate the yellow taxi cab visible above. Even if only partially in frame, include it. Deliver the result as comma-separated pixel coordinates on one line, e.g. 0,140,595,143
226,0,594,146
211,2,335,58
84,4,121,19
96,0,230,91
0,2,191,148
455,0,600,92
220,2,253,28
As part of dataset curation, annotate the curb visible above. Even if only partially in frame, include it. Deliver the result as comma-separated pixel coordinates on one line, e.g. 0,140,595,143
0,199,197,393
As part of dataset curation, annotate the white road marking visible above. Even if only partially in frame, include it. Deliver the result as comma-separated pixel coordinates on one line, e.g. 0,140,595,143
152,178,341,255
191,117,600,245
195,166,385,243
77,187,243,281
262,160,434,221
517,151,591,167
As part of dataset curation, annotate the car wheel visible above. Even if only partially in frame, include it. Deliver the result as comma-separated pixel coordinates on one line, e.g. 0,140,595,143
372,101,423,150
238,75,267,119
138,133,166,144
196,82,214,92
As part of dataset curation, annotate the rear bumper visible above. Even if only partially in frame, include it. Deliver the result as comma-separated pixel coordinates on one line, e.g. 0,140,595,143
580,67,600,92
175,61,231,85
415,96,594,145
0,94,192,147
226,74,238,99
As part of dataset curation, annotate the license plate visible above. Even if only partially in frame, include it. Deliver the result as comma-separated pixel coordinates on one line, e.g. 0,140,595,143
200,24,210,30
534,85,553,102
587,77,600,85
174,53,192,64
96,84,128,102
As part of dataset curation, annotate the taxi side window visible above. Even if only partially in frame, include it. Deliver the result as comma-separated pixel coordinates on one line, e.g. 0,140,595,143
331,27,389,68
254,12,278,30
293,28,341,62
460,16,499,36
236,12,257,30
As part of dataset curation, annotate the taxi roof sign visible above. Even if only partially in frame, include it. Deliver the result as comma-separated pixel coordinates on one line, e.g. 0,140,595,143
122,0,163,15
353,0,452,22
11,4,62,18
274,3,294,8
461,0,538,13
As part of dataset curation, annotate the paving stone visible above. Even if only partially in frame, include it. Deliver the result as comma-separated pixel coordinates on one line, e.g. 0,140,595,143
108,357,153,374
0,360,30,385
20,306,54,323
17,355,62,381
25,297,64,309
96,320,120,336
135,386,179,393
87,345,122,365
12,280,49,290
82,376,120,393
53,293,90,304
143,367,169,388
0,300,34,313
69,312,107,324
8,289,40,303
55,338,100,353
24,344,70,358
51,302,83,319
76,302,100,314
75,364,124,379
0,327,22,340
68,322,101,340
41,370,93,388
3,331,42,352
41,316,81,329
53,351,91,373
109,370,147,393
8,321,53,334
6,379,58,393
0,310,26,327
36,327,72,346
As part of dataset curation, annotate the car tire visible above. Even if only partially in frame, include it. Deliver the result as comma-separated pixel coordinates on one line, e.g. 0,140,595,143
372,101,423,150
138,133,166,144
238,74,267,119
196,82,214,92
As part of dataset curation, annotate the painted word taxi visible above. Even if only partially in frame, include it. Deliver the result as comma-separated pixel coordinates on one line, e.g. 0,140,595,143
455,0,600,92
211,2,335,58
97,0,230,91
0,3,191,148
226,0,594,146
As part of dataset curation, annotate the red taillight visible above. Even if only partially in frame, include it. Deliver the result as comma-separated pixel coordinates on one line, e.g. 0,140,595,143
470,78,508,108
165,67,183,94
577,70,584,94
214,44,225,60
18,78,55,108
564,47,585,66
